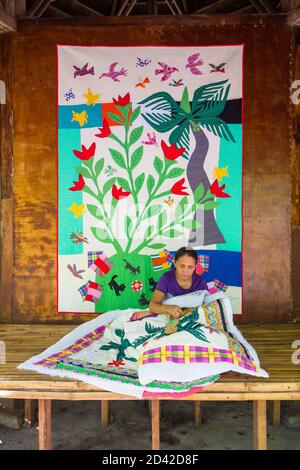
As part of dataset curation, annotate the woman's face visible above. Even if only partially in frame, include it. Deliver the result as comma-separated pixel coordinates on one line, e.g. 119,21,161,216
174,255,197,280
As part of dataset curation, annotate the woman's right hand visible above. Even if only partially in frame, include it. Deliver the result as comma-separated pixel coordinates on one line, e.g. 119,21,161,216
168,305,183,319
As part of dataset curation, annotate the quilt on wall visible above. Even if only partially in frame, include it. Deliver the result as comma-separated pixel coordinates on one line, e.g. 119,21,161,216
57,45,243,315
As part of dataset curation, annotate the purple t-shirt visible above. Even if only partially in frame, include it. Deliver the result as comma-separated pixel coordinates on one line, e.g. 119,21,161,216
156,270,208,299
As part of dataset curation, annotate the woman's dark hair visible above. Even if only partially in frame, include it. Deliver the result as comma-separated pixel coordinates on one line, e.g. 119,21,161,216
174,246,198,264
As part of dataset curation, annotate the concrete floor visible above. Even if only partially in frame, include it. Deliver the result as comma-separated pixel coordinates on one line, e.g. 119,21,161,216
0,400,299,450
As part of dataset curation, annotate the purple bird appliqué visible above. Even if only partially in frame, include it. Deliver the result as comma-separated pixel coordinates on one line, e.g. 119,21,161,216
73,63,95,78
155,62,179,82
99,62,128,82
186,53,203,75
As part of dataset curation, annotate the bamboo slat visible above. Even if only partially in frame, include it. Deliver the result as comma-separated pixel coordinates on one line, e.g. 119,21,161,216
0,324,300,399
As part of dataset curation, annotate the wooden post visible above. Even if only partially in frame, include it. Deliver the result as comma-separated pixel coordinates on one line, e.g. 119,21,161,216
38,399,52,450
24,399,36,428
151,400,160,450
253,400,267,450
270,401,281,428
101,400,109,427
194,401,202,428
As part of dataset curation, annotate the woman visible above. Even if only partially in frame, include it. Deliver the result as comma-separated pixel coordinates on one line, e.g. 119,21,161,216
149,246,208,319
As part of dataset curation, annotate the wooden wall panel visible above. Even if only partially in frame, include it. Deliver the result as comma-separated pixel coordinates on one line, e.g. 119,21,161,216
0,33,14,323
0,17,293,323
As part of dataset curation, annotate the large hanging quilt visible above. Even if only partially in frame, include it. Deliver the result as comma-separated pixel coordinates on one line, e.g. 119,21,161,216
57,45,243,315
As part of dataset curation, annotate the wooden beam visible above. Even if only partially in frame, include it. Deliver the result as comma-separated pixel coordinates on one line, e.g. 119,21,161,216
110,0,118,15
5,0,15,17
249,0,266,12
288,6,300,25
281,0,300,11
27,0,45,16
17,12,288,27
194,401,202,428
0,2,16,30
101,400,109,427
151,400,160,450
194,0,239,14
117,0,131,15
24,400,36,428
253,401,267,450
36,0,54,17
125,0,139,15
165,0,177,14
15,0,26,16
47,5,73,17
258,0,274,12
71,0,104,15
38,399,52,450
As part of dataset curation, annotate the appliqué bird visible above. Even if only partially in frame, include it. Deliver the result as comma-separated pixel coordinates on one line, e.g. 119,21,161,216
99,62,128,82
142,132,158,146
209,63,226,73
186,53,203,75
169,78,184,87
70,230,89,244
155,62,179,81
105,165,118,177
67,263,86,279
135,77,150,88
73,63,95,78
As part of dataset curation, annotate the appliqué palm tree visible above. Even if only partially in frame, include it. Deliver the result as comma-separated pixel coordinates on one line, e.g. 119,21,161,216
139,80,236,245
99,329,137,362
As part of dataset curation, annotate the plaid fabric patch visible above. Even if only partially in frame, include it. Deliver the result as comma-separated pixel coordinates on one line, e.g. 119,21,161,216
78,281,90,300
214,279,228,292
85,281,103,303
88,251,103,267
196,255,210,275
88,251,113,277
207,281,217,294
165,249,174,265
34,325,106,367
139,345,258,373
129,310,158,322
150,250,172,271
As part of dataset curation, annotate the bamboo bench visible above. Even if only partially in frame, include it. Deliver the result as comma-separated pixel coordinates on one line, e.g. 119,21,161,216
0,324,300,450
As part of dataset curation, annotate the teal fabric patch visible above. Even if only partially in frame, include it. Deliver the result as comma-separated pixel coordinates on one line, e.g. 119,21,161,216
58,104,102,129
216,124,242,252
58,129,83,255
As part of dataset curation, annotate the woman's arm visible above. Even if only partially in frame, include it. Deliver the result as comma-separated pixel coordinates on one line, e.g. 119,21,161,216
149,290,183,318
